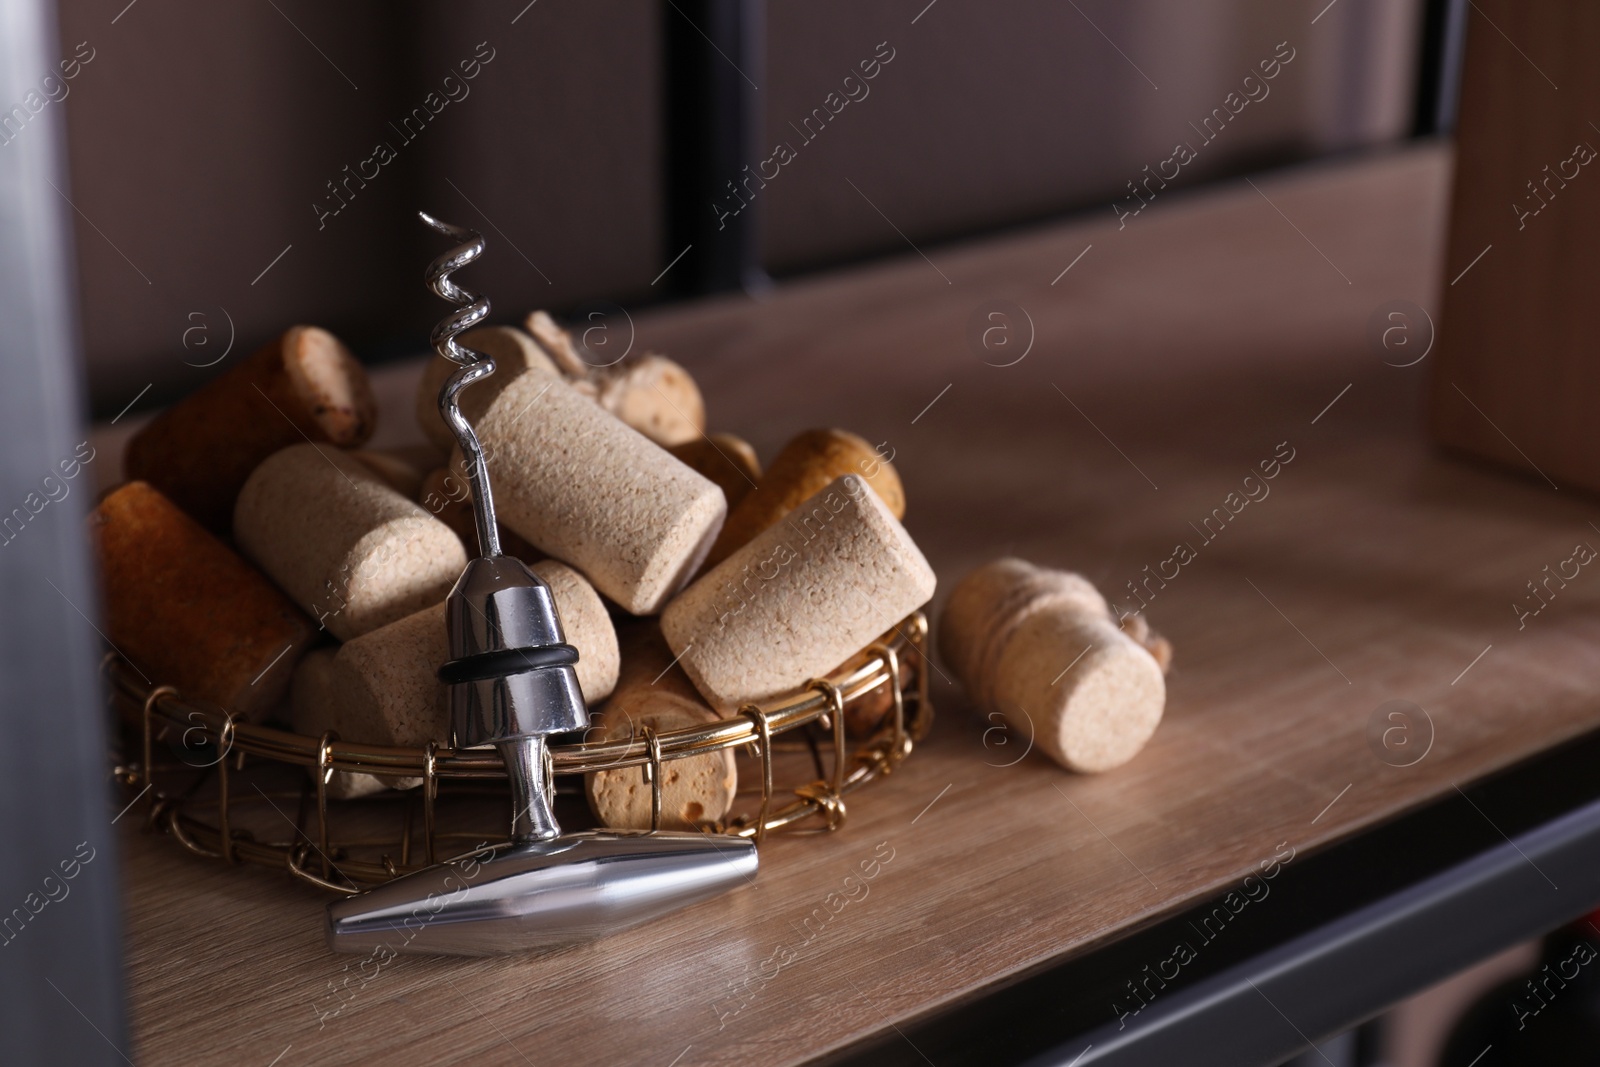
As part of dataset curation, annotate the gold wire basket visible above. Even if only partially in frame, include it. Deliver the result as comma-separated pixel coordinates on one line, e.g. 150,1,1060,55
107,612,931,894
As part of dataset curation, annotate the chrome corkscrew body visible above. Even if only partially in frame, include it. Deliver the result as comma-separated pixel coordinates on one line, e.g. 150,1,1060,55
419,211,500,557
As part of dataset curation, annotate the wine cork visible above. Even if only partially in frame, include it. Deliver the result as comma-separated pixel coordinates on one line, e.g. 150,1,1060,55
1119,611,1174,673
839,648,922,737
350,448,429,500
609,618,706,706
705,429,903,568
938,559,1167,773
584,692,736,830
661,474,936,712
413,326,558,455
289,649,420,799
329,601,452,748
461,370,726,614
293,563,620,775
526,312,706,447
125,326,375,533
595,354,705,447
233,443,467,641
581,620,732,829
531,559,619,704
940,558,1107,683
90,481,315,721
668,434,761,512
524,310,592,379
416,466,540,562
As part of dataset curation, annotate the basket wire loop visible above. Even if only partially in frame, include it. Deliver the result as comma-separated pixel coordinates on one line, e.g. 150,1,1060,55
422,741,439,866
114,612,930,890
912,614,933,742
289,843,360,895
793,781,847,832
314,731,336,878
165,804,203,858
169,808,218,860
869,641,906,769
740,704,774,845
828,684,847,794
807,679,848,796
218,712,237,864
140,685,177,803
642,725,664,832
798,679,848,832
315,730,338,787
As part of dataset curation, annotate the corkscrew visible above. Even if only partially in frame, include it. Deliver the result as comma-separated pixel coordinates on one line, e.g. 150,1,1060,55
324,214,756,956
420,213,501,557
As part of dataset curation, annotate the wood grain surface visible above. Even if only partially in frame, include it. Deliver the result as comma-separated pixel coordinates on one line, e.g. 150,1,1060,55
109,143,1600,1066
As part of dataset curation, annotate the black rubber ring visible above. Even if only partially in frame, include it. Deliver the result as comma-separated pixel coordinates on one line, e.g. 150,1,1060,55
437,643,580,685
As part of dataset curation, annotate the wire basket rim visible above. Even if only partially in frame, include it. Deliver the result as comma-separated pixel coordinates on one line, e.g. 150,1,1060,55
107,611,929,781
109,610,933,890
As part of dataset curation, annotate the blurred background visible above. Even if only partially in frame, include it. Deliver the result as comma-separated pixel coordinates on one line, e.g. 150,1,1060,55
55,0,1447,418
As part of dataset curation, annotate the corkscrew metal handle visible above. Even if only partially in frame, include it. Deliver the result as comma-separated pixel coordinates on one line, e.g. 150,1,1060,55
420,211,501,558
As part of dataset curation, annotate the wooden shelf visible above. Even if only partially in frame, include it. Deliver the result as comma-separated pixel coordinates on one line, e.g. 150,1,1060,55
116,143,1600,1065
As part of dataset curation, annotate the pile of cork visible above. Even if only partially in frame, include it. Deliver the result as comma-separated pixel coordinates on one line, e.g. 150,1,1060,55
94,317,935,830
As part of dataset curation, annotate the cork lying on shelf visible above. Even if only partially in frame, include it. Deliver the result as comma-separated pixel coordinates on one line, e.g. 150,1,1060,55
125,326,375,534
233,443,467,641
1119,611,1174,673
413,325,557,455
661,474,936,712
705,428,902,568
939,558,1168,774
91,481,315,721
462,370,726,614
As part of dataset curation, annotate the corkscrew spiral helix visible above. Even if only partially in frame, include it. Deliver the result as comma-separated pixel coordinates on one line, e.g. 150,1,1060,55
419,211,501,557
420,212,491,367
